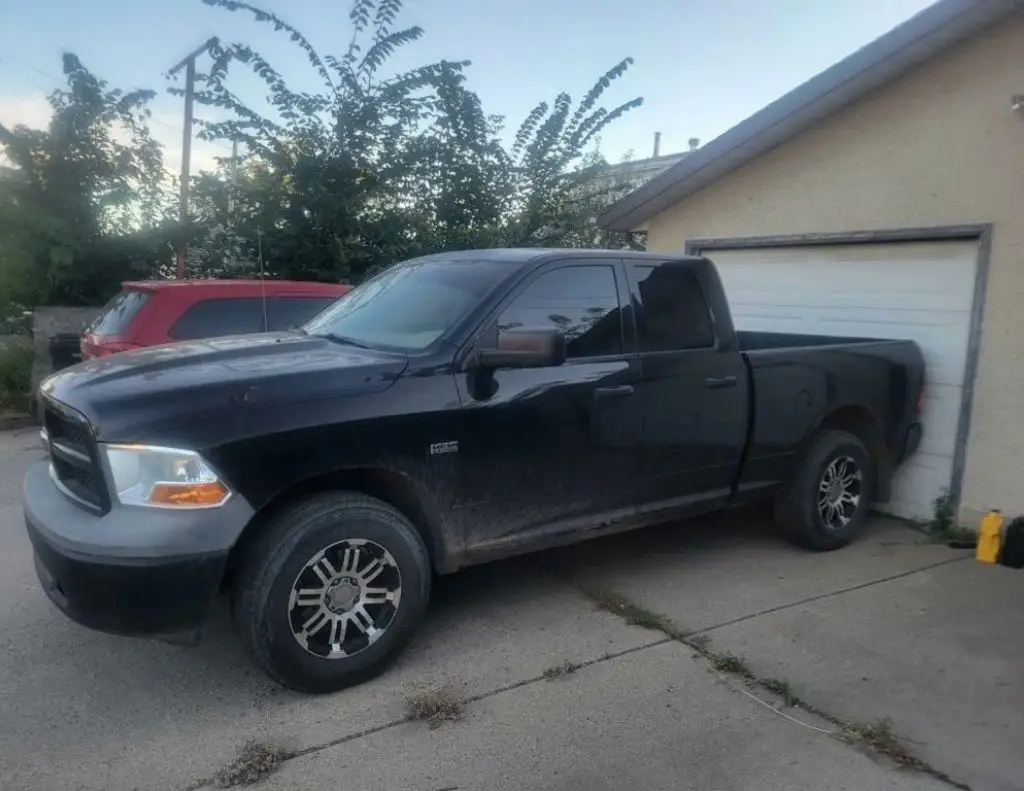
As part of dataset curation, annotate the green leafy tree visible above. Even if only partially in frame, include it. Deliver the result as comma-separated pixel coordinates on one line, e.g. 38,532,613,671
500,63,642,247
185,0,644,282
183,0,484,281
0,54,176,307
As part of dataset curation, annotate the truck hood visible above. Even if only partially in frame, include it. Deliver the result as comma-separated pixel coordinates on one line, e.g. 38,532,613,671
39,332,409,442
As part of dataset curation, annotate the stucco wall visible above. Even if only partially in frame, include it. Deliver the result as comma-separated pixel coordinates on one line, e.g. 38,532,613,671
644,12,1024,526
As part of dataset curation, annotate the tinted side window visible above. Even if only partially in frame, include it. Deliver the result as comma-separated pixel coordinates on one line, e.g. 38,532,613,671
634,265,714,352
267,297,338,331
498,265,622,359
167,298,267,340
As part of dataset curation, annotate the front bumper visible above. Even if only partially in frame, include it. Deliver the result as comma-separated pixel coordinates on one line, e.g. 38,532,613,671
23,460,253,639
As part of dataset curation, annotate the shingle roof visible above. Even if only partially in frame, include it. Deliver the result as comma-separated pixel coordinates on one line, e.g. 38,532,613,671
598,0,1022,232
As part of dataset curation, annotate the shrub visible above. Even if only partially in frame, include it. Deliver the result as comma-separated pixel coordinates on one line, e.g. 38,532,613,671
0,338,35,411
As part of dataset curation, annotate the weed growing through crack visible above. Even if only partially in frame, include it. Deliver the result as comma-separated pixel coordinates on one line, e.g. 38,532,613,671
584,588,689,640
760,677,798,707
846,717,921,768
405,687,463,729
215,740,290,788
543,660,580,680
709,651,752,677
926,489,977,547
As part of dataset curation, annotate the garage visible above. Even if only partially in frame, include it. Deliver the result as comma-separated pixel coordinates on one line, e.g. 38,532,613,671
598,0,1024,529
688,237,982,521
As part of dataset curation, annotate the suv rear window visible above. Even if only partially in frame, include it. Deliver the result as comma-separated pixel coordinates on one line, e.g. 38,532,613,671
167,298,266,341
168,296,341,341
86,290,150,336
267,296,338,331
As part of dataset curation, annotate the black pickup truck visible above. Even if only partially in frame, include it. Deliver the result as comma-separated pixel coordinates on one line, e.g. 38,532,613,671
25,249,924,692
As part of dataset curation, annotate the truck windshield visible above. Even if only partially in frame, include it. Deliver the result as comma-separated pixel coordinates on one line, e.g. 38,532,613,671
303,258,509,351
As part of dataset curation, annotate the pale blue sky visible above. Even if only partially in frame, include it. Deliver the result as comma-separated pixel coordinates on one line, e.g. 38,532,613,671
0,0,934,173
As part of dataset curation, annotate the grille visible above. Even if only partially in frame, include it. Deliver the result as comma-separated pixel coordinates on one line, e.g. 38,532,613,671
44,403,109,513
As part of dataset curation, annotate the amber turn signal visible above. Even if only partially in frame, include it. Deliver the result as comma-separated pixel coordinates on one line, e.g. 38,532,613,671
148,481,230,507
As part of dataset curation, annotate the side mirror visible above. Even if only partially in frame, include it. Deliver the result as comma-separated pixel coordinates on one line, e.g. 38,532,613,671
474,328,567,370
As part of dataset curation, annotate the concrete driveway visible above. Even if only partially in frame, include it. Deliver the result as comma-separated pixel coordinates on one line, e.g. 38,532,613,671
0,428,1019,791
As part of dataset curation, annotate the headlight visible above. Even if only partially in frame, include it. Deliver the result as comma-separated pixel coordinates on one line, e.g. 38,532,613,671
100,444,231,508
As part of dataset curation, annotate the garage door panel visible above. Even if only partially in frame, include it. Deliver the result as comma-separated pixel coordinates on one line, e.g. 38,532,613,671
889,453,953,520
918,384,962,457
713,241,977,308
706,239,978,521
725,281,972,313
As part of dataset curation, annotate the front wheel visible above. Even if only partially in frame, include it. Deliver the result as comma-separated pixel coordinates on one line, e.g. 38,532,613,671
775,429,873,551
232,492,431,693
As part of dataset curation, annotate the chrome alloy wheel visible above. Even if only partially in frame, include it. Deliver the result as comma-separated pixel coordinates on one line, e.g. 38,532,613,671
817,455,862,530
288,538,402,659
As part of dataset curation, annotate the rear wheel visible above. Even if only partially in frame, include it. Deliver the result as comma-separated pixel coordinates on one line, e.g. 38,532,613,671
232,492,431,693
775,429,873,551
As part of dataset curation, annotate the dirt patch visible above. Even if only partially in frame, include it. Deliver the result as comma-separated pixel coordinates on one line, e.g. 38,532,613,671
542,660,580,680
405,687,463,729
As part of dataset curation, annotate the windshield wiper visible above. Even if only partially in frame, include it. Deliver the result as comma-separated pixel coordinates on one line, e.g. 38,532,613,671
317,332,371,349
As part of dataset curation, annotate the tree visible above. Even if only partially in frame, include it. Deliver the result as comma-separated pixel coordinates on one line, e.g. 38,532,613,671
185,0,644,282
0,54,176,307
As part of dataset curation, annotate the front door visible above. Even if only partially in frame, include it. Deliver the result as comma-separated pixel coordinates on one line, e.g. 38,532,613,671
454,260,644,553
627,261,749,517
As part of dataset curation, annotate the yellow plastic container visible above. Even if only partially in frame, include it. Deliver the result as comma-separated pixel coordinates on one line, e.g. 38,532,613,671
976,509,1003,564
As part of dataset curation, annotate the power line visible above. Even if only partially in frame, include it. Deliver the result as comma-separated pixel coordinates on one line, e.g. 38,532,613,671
0,54,58,95
0,51,235,152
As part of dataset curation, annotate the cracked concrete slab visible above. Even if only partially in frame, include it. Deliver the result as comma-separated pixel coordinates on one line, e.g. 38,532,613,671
704,557,1023,791
0,504,659,791
557,510,966,632
258,640,950,791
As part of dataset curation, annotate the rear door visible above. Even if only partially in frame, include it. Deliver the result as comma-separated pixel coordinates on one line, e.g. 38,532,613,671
628,261,748,516
454,259,644,548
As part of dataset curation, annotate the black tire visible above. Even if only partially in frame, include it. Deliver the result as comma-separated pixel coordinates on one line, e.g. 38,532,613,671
775,429,873,552
232,491,431,694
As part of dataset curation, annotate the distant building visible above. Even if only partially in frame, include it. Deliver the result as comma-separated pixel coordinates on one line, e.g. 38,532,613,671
599,135,700,188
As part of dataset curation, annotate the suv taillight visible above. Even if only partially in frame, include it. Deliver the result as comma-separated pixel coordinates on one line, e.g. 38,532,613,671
916,387,925,412
81,339,140,360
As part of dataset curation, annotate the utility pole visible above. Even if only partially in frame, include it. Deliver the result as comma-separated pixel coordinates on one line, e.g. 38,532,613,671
227,138,239,272
168,37,218,279
227,138,238,217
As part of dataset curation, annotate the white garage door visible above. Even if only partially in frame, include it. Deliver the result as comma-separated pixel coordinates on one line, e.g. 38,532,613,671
704,240,979,521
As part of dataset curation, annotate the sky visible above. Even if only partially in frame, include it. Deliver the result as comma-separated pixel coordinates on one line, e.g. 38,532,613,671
0,0,936,176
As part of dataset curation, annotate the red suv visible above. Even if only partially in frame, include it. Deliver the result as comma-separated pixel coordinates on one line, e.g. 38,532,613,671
81,279,351,360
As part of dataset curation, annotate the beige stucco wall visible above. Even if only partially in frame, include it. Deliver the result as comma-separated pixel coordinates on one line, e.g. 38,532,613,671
644,12,1024,527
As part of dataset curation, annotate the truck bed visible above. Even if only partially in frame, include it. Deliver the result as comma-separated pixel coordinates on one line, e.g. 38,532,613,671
737,330,910,352
732,329,925,506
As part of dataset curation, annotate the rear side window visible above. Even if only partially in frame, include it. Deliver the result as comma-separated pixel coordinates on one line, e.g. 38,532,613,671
86,290,150,336
167,298,267,341
633,265,714,352
497,265,623,359
267,296,339,331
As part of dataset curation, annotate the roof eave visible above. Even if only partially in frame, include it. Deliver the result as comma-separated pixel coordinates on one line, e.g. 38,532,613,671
598,0,1021,232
